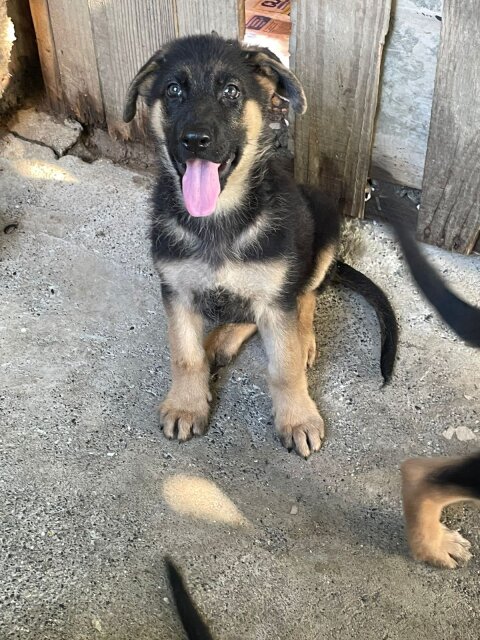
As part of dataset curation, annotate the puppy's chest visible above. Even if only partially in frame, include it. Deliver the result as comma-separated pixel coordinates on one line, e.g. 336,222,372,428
157,258,287,303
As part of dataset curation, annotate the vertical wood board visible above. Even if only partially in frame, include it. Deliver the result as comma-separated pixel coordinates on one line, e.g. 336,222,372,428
87,0,177,138
29,0,62,112
176,0,241,39
417,0,480,254
46,0,104,123
292,0,391,218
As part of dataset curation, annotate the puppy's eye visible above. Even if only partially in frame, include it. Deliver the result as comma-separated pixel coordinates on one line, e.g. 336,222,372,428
223,84,240,100
166,83,182,98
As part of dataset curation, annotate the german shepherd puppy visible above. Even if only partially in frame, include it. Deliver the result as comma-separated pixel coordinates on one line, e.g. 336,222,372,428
124,34,397,458
394,219,480,567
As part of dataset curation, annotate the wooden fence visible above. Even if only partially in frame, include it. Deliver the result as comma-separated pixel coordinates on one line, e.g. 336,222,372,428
28,0,479,254
417,0,479,254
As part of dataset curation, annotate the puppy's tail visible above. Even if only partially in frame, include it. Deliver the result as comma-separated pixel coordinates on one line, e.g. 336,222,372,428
165,558,214,640
393,220,480,348
332,260,398,384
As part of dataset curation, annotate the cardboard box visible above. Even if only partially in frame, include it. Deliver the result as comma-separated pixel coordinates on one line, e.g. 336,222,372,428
245,0,290,23
245,14,290,37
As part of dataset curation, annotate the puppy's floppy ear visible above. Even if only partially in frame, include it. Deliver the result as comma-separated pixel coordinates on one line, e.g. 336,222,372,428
123,49,165,123
243,46,307,114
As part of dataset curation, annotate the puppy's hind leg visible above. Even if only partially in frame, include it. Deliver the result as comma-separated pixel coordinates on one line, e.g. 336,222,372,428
297,291,317,368
297,244,336,369
204,323,257,368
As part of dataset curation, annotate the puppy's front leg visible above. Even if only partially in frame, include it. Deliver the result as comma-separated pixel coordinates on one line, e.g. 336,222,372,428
160,298,211,441
258,307,324,458
401,458,473,568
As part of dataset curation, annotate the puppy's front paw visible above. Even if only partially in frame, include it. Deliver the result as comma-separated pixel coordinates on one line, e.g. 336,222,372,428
277,413,325,458
160,390,211,441
413,525,472,569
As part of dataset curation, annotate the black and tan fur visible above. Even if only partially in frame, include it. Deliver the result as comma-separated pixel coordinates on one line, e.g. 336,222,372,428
124,34,398,458
393,218,480,567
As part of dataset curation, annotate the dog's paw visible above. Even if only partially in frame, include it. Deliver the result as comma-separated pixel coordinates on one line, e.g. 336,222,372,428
277,414,325,458
413,525,472,569
159,392,211,441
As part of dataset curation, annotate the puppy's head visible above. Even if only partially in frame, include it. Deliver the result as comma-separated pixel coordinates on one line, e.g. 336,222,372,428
124,34,306,217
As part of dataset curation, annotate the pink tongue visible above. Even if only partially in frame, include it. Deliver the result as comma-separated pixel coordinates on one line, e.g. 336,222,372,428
182,158,221,217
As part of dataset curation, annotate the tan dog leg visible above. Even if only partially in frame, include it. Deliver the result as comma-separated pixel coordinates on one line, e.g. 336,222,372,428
160,300,211,441
297,291,317,368
204,323,257,367
401,458,472,568
258,308,324,458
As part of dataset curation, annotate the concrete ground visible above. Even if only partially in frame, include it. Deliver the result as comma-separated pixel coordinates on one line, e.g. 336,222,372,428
1,128,479,640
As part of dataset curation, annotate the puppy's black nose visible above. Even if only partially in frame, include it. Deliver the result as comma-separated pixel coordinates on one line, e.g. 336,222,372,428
181,129,211,152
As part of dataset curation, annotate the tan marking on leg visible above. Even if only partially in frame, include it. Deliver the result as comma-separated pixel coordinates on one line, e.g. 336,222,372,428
308,244,336,290
257,308,324,458
160,301,211,441
297,291,317,368
204,323,257,367
401,457,473,568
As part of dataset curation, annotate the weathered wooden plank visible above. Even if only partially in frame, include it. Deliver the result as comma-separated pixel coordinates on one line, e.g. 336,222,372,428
87,0,177,139
29,0,62,112
238,0,245,37
46,0,104,123
292,0,392,218
418,0,480,254
176,0,241,39
371,2,442,190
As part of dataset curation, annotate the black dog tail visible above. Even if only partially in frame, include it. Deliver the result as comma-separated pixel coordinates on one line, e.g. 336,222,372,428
165,558,214,640
393,221,480,348
332,260,398,384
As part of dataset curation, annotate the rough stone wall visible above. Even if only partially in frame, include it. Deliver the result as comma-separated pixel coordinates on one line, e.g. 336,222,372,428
0,0,41,114
0,0,14,100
